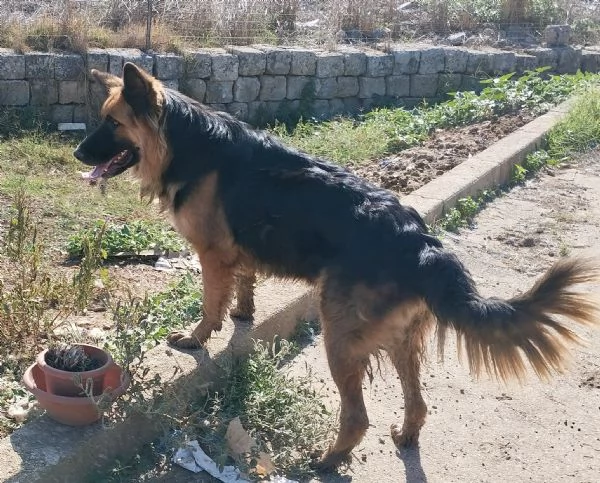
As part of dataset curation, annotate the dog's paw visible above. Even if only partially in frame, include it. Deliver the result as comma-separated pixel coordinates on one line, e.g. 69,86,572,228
310,449,351,472
167,331,203,349
390,423,420,448
229,307,254,321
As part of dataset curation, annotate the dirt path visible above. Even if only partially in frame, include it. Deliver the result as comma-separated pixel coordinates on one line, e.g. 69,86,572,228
288,150,600,482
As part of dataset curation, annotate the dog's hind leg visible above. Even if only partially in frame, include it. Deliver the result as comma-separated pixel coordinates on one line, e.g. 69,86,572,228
168,250,236,349
230,268,256,321
387,310,431,448
314,282,374,470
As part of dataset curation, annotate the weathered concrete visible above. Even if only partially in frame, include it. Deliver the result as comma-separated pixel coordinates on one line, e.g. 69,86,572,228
401,99,574,223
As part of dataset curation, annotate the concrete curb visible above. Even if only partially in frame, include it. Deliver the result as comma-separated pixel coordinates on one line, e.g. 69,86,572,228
0,98,575,482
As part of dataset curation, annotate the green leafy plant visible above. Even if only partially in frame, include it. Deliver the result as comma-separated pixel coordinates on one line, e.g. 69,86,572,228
67,220,187,258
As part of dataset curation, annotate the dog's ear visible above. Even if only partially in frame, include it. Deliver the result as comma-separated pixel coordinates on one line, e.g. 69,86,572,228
122,62,160,115
91,69,123,92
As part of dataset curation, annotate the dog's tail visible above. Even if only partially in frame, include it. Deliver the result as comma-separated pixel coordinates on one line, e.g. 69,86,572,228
417,245,600,380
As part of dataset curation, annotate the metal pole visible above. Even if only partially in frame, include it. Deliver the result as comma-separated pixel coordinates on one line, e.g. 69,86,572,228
146,0,152,51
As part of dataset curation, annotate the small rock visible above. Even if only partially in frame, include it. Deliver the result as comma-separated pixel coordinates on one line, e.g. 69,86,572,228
447,32,467,46
154,257,173,271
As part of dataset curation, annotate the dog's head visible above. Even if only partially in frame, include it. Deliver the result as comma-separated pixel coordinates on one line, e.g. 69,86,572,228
75,62,166,183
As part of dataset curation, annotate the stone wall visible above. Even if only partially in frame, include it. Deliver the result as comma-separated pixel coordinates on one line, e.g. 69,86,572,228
1,44,599,126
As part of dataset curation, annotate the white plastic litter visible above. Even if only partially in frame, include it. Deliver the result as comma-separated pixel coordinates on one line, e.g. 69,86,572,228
173,440,248,482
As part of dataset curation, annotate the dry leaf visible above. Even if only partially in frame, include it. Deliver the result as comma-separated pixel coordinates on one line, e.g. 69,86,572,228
225,417,276,476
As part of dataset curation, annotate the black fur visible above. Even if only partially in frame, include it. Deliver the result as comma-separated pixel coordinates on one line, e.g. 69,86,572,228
161,89,442,286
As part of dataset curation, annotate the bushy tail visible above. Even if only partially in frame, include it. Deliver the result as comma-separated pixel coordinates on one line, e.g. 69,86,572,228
417,245,600,381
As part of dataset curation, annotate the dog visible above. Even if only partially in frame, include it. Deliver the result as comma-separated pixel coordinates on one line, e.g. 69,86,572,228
74,62,599,469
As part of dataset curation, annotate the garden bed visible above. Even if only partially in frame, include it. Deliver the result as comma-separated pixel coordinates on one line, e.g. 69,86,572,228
353,110,535,194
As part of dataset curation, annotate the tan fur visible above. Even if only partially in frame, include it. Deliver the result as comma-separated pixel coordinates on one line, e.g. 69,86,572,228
93,66,169,199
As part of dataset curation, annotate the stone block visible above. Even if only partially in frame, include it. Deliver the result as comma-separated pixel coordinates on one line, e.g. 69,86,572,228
444,48,469,73
438,73,462,95
259,47,291,75
316,52,344,77
343,49,367,76
55,54,85,80
211,53,239,81
524,48,558,70
343,97,362,115
234,77,260,102
515,54,538,73
545,25,570,47
581,51,600,73
419,48,445,74
555,47,582,74
205,81,234,103
337,76,359,97
466,51,493,75
25,53,54,79
259,75,286,101
30,80,58,105
358,77,386,98
329,98,345,116
392,49,420,75
182,78,206,102
410,74,438,98
58,80,86,104
386,75,410,97
0,51,25,79
290,48,317,75
460,74,485,93
227,102,249,121
366,51,393,77
492,52,516,74
228,47,266,76
184,50,213,78
314,77,337,99
287,76,313,100
123,52,153,74
310,99,330,119
0,80,29,105
73,105,88,123
87,49,109,73
162,79,179,90
153,54,182,79
51,104,74,123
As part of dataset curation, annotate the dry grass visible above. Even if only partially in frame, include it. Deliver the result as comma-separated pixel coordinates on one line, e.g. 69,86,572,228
1,0,597,52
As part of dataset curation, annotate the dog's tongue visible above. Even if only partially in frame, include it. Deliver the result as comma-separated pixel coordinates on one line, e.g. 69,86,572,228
81,163,110,183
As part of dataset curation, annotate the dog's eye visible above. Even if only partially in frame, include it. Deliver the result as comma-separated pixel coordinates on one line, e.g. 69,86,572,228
107,117,120,128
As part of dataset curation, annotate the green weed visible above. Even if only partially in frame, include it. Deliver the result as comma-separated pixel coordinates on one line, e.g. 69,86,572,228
194,340,335,479
67,220,187,258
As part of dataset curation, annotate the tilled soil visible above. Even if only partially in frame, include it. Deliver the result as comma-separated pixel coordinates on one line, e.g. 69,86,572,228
352,111,535,194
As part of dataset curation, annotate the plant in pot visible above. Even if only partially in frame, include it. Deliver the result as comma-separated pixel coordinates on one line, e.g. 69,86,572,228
23,342,130,426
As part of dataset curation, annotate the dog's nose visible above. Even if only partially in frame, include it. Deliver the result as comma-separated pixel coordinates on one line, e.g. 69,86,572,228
73,148,85,161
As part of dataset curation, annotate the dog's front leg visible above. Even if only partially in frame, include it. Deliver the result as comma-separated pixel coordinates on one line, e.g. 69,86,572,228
230,268,256,321
168,250,236,349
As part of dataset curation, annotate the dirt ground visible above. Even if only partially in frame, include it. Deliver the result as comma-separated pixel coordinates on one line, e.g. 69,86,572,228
352,111,535,194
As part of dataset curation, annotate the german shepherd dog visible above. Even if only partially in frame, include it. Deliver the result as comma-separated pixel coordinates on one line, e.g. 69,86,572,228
75,63,599,469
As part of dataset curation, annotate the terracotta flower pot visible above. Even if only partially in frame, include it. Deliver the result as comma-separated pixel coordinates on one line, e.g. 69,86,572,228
36,344,114,397
23,359,130,426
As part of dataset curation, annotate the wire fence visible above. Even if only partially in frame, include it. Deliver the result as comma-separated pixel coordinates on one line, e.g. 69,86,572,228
0,0,599,53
